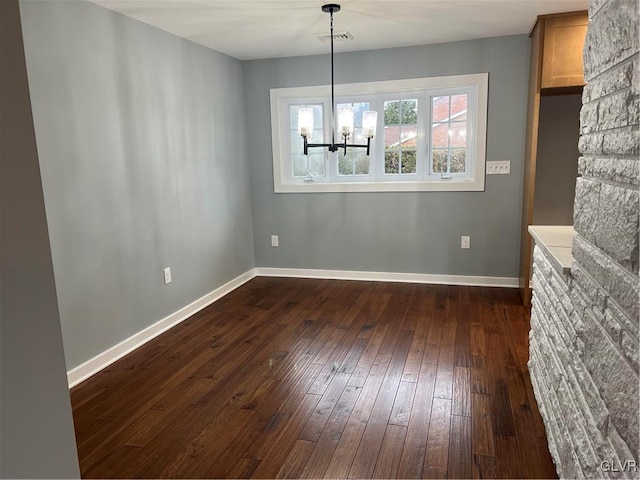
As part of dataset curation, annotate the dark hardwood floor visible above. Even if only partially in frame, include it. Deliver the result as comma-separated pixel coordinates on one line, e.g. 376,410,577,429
70,277,558,479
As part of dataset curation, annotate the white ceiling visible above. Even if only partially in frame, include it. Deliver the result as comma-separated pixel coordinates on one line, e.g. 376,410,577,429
90,0,588,60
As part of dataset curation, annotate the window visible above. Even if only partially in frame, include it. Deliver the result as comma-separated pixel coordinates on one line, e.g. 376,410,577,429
431,94,468,176
270,73,488,193
384,99,418,175
337,102,371,177
289,104,325,179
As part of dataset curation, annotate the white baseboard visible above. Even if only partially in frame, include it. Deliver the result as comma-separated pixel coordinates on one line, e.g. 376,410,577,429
67,266,517,388
66,269,257,388
255,267,518,288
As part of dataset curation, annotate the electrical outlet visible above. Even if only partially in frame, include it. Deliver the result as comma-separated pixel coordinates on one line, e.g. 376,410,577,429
271,235,279,247
163,267,172,284
461,236,470,249
486,160,511,175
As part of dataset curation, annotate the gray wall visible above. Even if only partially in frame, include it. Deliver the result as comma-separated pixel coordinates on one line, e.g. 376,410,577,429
19,0,255,370
244,36,530,278
0,1,80,477
533,94,582,225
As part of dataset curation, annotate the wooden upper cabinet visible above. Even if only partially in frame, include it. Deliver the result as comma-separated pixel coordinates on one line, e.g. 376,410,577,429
540,12,588,90
519,11,587,305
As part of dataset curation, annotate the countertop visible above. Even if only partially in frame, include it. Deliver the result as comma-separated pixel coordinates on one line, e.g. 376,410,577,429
528,225,574,275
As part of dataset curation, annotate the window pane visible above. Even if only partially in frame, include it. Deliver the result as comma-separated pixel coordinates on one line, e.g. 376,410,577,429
384,99,418,126
432,149,448,173
450,148,466,173
308,153,325,177
290,133,300,155
355,155,370,175
400,125,418,147
432,96,450,122
338,154,352,176
384,125,401,149
453,111,467,121
384,100,401,125
432,123,449,148
401,99,418,124
338,150,370,176
433,94,467,122
309,128,324,144
451,95,468,121
401,150,417,174
385,151,400,174
293,154,308,177
449,122,467,147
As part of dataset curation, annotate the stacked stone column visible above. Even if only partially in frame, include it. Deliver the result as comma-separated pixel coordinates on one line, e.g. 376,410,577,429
529,0,639,477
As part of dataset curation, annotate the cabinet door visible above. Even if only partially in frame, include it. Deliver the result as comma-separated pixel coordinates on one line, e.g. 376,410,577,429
541,12,588,89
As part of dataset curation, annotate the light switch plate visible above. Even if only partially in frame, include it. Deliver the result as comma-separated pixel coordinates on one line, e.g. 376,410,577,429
487,160,511,175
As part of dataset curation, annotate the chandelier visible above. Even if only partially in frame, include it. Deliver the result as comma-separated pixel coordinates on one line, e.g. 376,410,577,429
297,4,378,156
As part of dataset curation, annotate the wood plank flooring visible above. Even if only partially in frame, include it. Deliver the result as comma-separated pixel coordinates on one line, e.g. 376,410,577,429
70,278,558,479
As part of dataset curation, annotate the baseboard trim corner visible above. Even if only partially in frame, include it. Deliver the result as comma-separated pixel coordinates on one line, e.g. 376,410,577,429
67,268,257,388
67,266,517,388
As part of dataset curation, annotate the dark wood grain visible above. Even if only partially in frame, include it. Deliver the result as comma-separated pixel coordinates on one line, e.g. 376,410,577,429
389,380,417,427
322,359,389,479
347,328,414,480
434,345,455,399
495,434,524,479
396,362,437,479
249,393,321,479
70,278,557,479
424,396,452,471
297,384,361,478
275,439,315,479
371,424,407,478
472,392,496,457
448,414,472,479
452,366,471,417
473,454,499,479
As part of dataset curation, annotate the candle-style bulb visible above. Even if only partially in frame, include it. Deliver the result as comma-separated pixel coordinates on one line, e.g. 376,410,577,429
337,105,354,137
362,110,377,138
298,107,314,137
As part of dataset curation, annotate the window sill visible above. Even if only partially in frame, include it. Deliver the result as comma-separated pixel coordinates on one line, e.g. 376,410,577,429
274,178,485,193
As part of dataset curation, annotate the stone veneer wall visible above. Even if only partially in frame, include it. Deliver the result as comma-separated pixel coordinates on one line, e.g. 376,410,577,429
528,0,639,478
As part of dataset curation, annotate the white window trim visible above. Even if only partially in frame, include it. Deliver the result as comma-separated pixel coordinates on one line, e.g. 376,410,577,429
270,73,488,193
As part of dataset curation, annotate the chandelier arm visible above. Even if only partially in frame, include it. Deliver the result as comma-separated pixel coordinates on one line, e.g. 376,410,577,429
304,140,371,155
305,142,335,149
